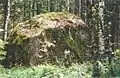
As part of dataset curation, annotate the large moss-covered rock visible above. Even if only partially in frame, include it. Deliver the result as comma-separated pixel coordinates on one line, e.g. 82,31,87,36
6,12,89,66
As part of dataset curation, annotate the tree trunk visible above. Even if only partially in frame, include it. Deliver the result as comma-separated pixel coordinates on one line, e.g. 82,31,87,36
74,0,79,15
3,0,10,42
50,0,54,12
67,0,70,12
98,0,105,56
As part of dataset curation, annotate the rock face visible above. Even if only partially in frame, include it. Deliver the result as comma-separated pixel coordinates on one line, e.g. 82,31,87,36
6,12,89,66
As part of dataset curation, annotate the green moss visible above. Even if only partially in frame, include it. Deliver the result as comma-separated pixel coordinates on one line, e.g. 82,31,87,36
9,12,81,45
9,24,28,45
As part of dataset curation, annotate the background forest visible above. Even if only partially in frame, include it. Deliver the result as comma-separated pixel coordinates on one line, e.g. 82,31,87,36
0,0,120,78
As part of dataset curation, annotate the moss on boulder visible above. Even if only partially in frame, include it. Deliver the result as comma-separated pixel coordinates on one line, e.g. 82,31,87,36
6,12,89,67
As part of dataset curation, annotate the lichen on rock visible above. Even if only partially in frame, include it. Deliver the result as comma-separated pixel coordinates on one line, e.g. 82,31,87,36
6,12,89,67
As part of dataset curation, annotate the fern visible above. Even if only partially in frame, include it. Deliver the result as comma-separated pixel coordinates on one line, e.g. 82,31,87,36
0,39,6,60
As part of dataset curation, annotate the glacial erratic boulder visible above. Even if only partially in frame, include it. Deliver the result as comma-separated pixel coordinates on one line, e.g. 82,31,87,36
6,12,89,66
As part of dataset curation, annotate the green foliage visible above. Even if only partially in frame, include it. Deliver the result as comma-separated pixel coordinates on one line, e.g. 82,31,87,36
92,59,120,77
115,49,120,57
0,65,8,78
1,60,120,78
0,39,6,60
0,63,93,78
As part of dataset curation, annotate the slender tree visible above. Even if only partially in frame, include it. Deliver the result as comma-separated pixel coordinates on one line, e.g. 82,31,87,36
74,0,79,15
50,0,54,12
3,0,10,42
98,0,105,58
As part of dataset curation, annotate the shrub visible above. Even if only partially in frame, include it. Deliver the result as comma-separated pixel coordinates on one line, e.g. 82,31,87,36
0,63,93,78
0,39,6,60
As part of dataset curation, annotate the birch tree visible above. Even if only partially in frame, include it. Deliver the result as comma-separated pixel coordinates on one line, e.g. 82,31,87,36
98,0,105,57
3,0,10,42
